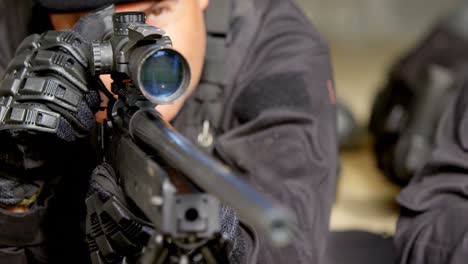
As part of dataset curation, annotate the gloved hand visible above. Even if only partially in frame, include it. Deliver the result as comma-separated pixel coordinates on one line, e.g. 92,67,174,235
0,29,101,208
86,163,250,264
85,164,154,264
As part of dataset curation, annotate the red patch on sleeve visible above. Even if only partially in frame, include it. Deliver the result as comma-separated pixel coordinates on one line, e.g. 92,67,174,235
327,80,336,105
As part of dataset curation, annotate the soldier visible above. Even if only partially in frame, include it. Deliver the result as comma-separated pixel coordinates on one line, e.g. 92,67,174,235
0,0,338,263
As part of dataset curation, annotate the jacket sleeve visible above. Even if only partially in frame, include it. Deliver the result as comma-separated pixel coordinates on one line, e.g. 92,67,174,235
395,73,468,264
214,1,338,263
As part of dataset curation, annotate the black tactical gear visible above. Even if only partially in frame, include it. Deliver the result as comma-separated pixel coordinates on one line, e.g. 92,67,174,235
0,29,101,208
0,0,338,263
85,164,154,264
0,30,100,141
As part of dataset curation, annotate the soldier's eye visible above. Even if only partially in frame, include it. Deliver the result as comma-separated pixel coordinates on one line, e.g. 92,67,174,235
150,7,164,16
144,3,170,18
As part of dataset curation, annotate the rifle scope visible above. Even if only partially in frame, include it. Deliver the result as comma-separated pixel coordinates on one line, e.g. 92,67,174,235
91,12,190,105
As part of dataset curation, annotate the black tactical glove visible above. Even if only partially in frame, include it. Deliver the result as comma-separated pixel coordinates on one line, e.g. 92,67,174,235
86,164,249,264
0,30,101,207
85,164,154,264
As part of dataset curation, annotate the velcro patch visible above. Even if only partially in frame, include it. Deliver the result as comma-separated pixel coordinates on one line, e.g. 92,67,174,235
233,73,311,123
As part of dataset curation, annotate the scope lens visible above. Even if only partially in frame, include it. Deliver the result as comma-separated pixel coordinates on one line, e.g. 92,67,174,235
139,49,186,100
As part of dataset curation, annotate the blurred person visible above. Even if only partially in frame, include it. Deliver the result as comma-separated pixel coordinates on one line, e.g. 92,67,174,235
394,67,468,264
369,4,468,186
0,0,338,263
387,1,468,263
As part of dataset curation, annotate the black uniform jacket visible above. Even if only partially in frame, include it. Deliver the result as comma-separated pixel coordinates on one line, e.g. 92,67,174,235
0,0,338,263
395,68,468,264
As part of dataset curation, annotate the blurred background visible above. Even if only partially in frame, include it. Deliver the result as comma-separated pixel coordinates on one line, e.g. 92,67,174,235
293,0,460,235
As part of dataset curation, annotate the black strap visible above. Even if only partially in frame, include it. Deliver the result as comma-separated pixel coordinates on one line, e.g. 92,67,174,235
189,0,231,151
205,0,231,36
203,0,231,84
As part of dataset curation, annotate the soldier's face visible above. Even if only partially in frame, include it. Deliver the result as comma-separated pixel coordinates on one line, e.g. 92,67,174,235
50,0,210,121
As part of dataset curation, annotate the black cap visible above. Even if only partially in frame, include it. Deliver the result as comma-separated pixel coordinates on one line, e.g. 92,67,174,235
34,0,141,12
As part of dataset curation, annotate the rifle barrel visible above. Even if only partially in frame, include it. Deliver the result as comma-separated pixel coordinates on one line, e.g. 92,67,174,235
129,109,291,247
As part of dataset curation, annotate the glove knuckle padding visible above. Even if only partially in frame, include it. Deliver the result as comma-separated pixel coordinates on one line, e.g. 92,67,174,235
0,30,100,141
86,164,153,263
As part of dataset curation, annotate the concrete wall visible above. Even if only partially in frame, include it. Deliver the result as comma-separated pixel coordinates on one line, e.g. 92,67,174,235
294,0,459,46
